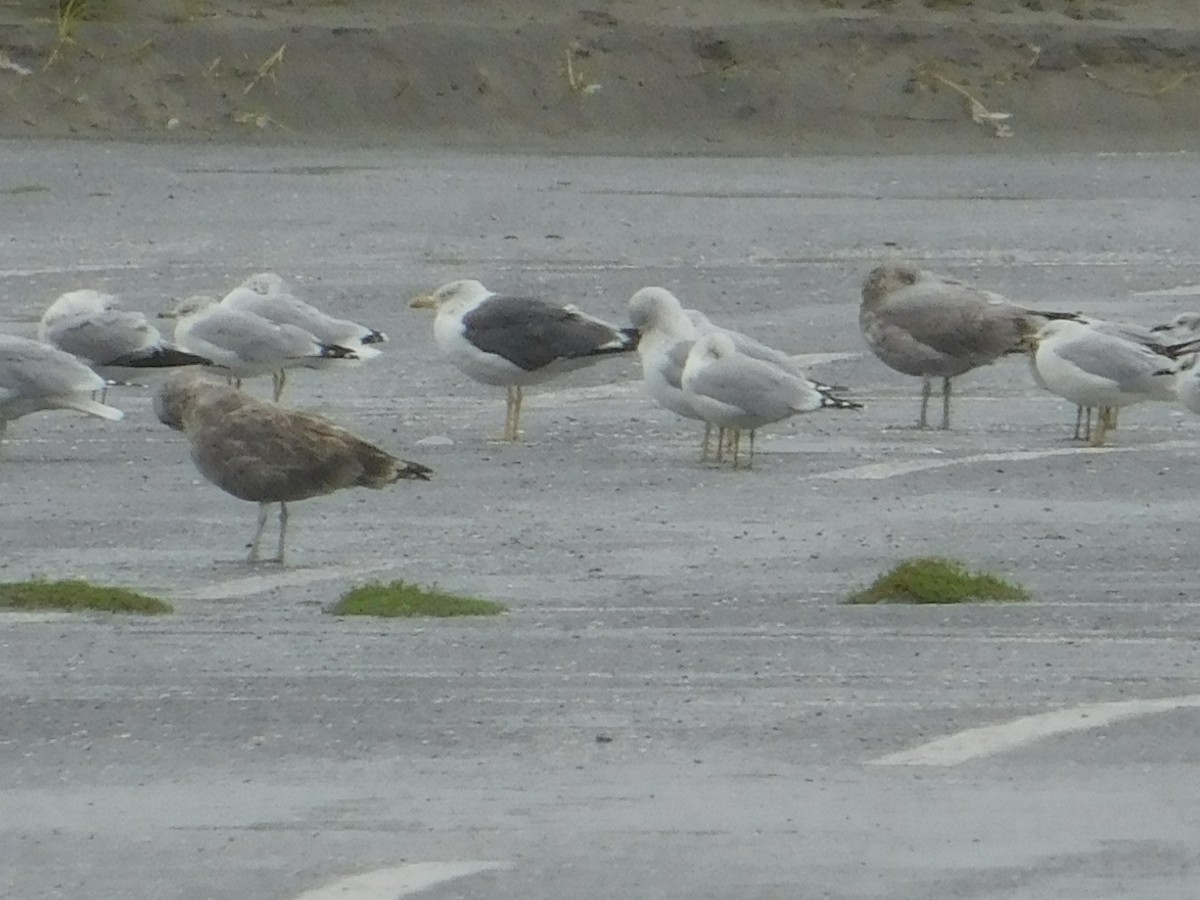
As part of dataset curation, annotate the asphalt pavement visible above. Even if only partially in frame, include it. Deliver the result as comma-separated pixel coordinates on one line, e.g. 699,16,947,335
3,141,1200,899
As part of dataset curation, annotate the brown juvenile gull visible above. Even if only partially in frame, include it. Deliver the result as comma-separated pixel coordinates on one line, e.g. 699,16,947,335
859,262,1078,429
154,373,432,563
680,332,862,469
409,279,638,441
39,289,211,398
1,333,122,453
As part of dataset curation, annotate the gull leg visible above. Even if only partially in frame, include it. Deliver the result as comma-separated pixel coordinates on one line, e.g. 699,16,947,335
731,428,742,469
700,422,712,462
511,385,523,440
272,501,288,564
1084,407,1093,442
0,418,7,458
248,502,270,562
1089,407,1111,448
940,377,952,430
272,369,287,402
746,429,756,469
918,376,931,428
1072,405,1084,441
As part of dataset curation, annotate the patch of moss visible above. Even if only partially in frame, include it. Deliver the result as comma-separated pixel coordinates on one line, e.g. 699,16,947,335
846,557,1030,605
0,579,173,614
329,581,507,618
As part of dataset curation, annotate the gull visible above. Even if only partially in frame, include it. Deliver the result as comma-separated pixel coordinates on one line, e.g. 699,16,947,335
410,279,638,441
222,271,388,356
681,332,862,468
154,372,432,564
1039,316,1179,441
160,295,358,401
39,289,211,397
1151,312,1200,341
1023,319,1184,447
627,287,717,458
0,333,122,453
860,262,1077,429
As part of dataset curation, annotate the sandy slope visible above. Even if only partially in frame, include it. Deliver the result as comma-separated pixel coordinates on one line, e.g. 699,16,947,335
1,0,1198,152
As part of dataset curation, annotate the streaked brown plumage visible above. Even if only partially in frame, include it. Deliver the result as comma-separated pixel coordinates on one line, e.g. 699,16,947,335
155,373,431,563
860,262,1078,429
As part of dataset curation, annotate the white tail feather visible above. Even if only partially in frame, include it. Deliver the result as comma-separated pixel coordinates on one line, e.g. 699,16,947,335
65,397,124,421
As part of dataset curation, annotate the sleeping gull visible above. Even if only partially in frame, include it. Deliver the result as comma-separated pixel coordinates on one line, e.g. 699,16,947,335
154,372,432,564
39,289,211,396
860,262,1077,429
1039,316,1180,441
681,332,862,468
1023,319,1184,447
1150,312,1200,341
160,295,358,401
409,279,638,441
222,271,387,356
626,287,717,457
0,333,122,453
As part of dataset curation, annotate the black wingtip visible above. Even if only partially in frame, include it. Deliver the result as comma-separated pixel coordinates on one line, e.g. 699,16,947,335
619,326,641,350
821,392,864,410
320,343,359,360
362,330,388,345
106,347,214,368
396,461,434,482
1030,309,1082,322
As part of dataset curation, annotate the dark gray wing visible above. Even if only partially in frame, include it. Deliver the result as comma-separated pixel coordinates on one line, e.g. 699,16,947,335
462,296,630,371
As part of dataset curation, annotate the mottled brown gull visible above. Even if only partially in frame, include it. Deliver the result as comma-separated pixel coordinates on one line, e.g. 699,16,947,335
860,262,1077,429
410,279,638,441
154,373,432,563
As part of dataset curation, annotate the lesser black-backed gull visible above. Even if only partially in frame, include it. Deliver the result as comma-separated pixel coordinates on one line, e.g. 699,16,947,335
410,279,638,441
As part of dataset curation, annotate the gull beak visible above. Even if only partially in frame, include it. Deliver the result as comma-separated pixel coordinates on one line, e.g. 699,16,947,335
1149,323,1172,333
409,294,436,310
157,309,177,320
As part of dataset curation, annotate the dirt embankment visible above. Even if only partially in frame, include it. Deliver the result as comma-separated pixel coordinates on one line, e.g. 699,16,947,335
2,0,1199,153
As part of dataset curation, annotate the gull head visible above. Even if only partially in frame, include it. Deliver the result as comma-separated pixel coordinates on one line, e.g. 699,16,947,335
241,272,287,296
694,331,737,363
153,370,235,431
861,262,922,307
627,286,687,333
409,279,491,312
1150,311,1200,334
158,295,219,321
1024,318,1080,351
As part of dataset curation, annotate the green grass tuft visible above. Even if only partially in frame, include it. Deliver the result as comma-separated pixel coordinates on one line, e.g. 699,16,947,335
0,579,173,614
846,557,1030,605
329,581,508,618
4,185,50,194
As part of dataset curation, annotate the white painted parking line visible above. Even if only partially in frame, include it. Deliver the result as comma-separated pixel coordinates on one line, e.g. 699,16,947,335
1131,284,1200,297
807,440,1200,481
291,862,509,900
869,694,1200,766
